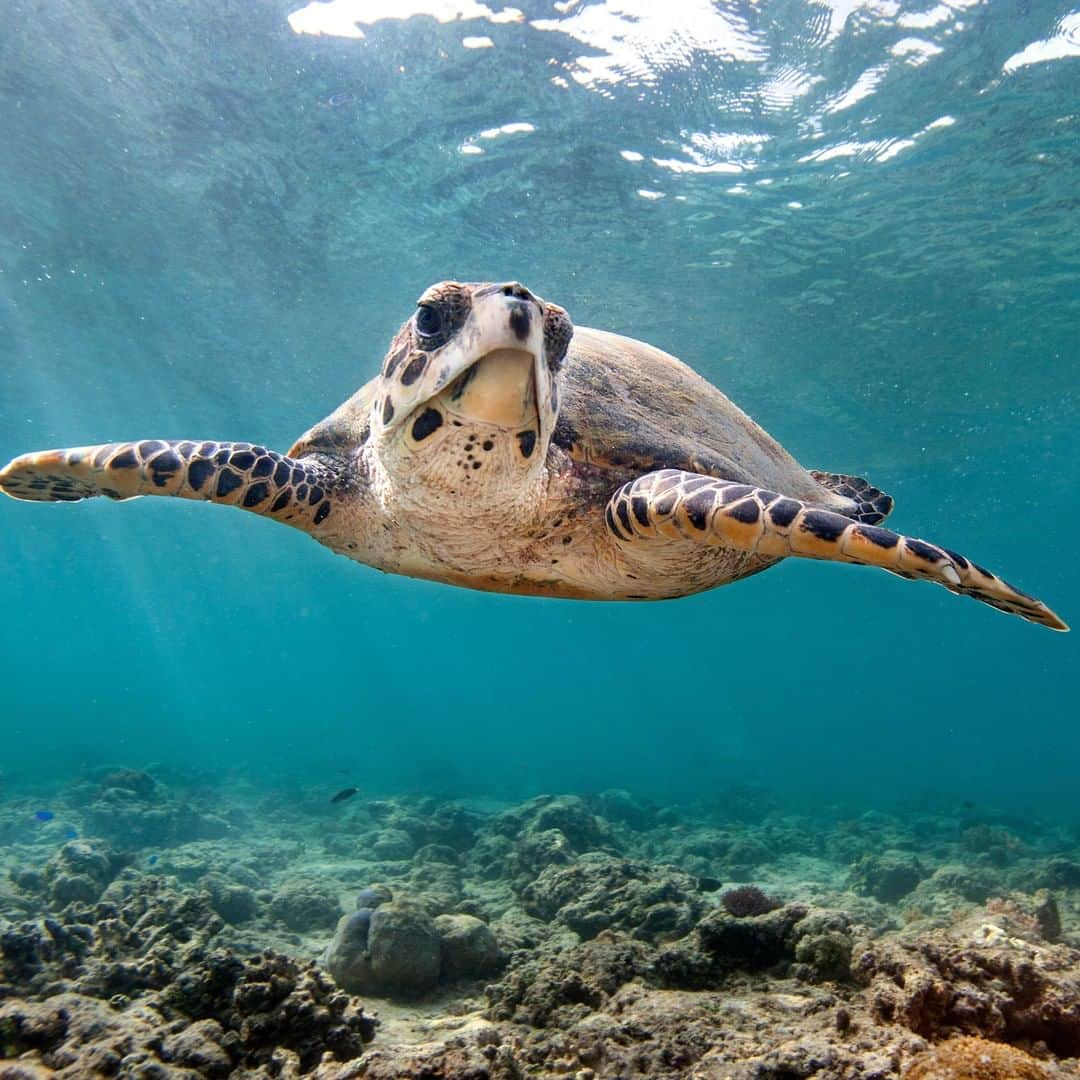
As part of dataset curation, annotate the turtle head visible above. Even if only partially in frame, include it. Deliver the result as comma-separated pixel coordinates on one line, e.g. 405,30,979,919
370,281,572,483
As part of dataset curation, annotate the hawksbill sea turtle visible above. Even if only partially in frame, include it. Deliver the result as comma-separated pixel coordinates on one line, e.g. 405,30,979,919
0,280,1067,631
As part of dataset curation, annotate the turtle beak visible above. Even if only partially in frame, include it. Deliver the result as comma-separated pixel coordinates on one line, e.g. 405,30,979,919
468,284,556,446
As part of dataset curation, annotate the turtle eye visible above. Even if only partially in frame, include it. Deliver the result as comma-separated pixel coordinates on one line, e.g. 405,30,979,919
415,304,443,339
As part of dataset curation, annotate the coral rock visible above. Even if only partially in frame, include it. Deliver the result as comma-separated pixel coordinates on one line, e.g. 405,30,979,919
434,913,505,980
325,898,440,998
904,1036,1051,1079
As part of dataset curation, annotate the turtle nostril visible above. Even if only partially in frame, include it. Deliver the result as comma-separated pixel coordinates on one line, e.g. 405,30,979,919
502,282,534,301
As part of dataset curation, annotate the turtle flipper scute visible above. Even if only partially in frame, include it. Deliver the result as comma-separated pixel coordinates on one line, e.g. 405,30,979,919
0,441,339,532
810,469,894,525
607,469,1068,632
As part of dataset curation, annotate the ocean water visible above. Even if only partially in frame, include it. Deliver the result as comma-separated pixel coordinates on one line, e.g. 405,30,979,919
1,0,1077,818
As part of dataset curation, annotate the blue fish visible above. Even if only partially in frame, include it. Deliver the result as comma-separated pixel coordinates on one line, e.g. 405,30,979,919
63,828,78,840
33,810,54,822
147,854,159,866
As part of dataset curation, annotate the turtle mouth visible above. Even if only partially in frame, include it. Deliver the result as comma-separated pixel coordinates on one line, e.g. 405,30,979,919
442,348,539,430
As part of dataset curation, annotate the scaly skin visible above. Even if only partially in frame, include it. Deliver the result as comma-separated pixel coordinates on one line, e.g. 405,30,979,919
606,469,1067,630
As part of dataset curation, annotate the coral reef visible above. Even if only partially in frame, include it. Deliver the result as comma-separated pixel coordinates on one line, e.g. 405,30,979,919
1,780,1079,1077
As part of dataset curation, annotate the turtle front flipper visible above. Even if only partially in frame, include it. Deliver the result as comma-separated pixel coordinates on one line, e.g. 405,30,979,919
607,469,1068,631
0,440,338,530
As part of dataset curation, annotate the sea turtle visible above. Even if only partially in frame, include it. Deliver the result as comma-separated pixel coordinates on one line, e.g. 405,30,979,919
0,280,1067,631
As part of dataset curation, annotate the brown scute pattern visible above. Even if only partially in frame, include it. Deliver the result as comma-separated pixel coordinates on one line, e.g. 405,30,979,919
0,441,338,530
810,469,895,525
607,469,1068,631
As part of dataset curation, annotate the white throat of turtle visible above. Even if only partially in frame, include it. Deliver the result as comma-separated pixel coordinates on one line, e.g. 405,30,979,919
441,348,538,430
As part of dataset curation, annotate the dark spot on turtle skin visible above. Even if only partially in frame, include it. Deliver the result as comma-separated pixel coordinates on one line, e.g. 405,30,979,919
230,451,256,471
137,440,166,458
93,446,113,467
216,470,243,498
451,367,479,403
110,448,139,470
198,442,217,457
606,505,625,539
684,490,714,531
273,460,291,487
252,456,274,479
308,486,324,505
855,525,899,548
242,482,270,508
66,450,85,465
149,450,182,487
187,458,215,492
728,498,760,524
971,562,994,579
411,408,444,442
719,483,754,504
654,493,677,517
769,498,801,528
801,510,848,542
297,483,309,501
562,535,572,545
471,461,481,470
508,304,531,342
313,501,332,525
292,465,307,485
942,548,969,570
517,430,537,458
631,496,651,527
383,343,408,378
616,499,633,536
271,490,291,513
905,539,944,563
683,476,715,494
482,439,494,451
382,397,395,425
401,352,429,386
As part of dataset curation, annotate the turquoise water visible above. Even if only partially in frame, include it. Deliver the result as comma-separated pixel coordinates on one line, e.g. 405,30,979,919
1,0,1076,813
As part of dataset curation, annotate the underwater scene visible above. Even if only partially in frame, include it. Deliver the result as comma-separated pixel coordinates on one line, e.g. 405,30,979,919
1,0,1078,1076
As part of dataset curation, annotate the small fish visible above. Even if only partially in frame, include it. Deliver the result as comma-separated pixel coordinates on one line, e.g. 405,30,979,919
63,827,78,840
33,810,55,822
147,854,159,866
330,786,359,804
326,90,357,108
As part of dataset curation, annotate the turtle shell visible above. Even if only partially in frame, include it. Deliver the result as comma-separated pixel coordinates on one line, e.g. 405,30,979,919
551,327,838,506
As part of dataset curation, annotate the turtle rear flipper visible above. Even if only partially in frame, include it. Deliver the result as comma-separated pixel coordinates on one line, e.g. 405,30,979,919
0,440,338,531
810,469,894,525
607,469,1068,631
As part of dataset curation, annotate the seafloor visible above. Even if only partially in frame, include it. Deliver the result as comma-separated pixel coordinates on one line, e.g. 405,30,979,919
0,772,1078,1078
